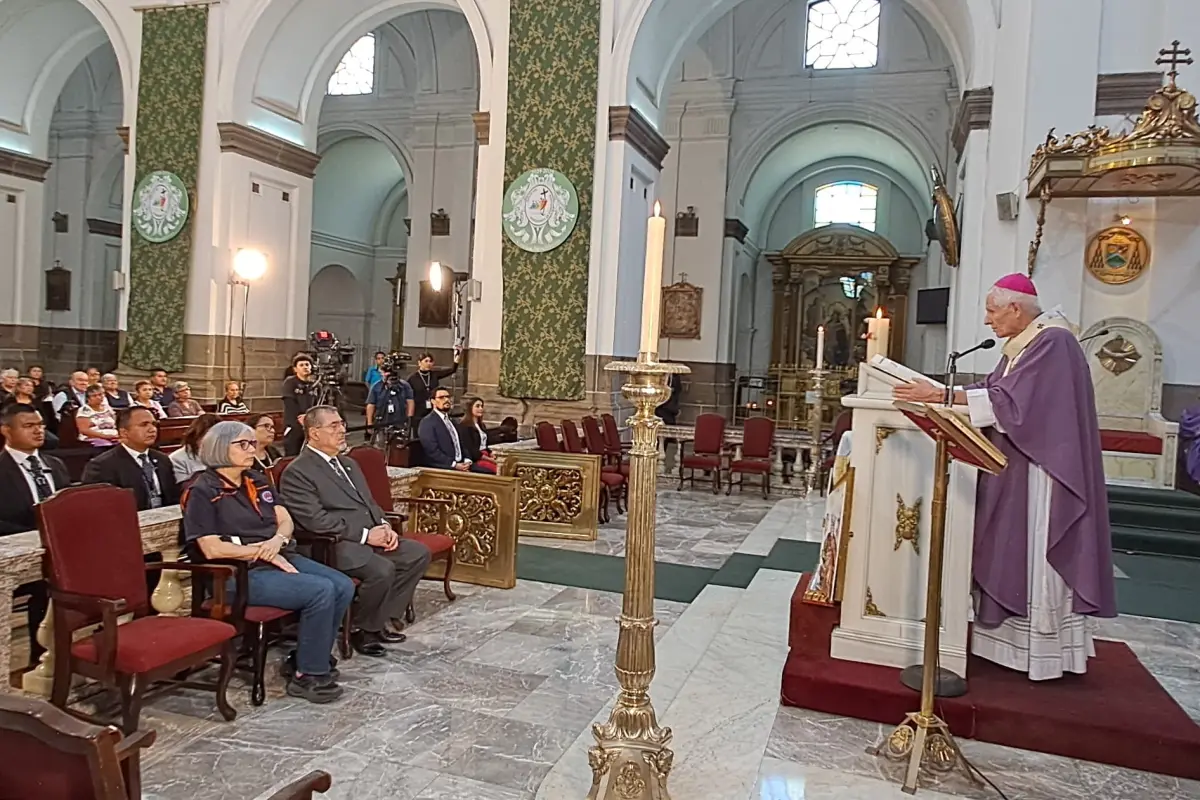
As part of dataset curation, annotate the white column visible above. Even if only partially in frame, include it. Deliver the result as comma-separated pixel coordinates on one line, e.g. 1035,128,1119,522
0,172,45,330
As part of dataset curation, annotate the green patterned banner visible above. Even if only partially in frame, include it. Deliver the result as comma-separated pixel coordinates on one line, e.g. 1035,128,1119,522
499,0,600,400
123,6,208,371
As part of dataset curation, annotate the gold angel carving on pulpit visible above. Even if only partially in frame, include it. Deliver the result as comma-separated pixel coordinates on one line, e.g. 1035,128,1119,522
894,494,921,553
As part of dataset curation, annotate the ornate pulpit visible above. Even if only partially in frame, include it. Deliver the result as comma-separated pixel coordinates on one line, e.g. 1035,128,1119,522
829,361,979,677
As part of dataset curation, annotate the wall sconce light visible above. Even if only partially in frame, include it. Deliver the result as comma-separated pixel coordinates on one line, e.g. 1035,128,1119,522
428,260,444,292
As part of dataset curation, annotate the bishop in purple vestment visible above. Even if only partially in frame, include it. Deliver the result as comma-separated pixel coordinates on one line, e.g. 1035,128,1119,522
895,274,1116,680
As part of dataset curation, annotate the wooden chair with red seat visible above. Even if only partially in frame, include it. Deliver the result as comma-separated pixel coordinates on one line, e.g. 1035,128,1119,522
599,413,631,476
0,693,156,800
678,413,727,494
727,416,776,498
535,421,562,451
270,456,357,661
346,444,456,624
561,419,585,454
180,485,296,708
581,416,627,521
36,484,239,734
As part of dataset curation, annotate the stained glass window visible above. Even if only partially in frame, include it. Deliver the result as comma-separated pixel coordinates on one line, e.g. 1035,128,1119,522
805,0,880,70
327,33,376,96
814,181,878,231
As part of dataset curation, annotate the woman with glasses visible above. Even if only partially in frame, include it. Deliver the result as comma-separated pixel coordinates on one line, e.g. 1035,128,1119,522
182,421,354,704
249,414,281,473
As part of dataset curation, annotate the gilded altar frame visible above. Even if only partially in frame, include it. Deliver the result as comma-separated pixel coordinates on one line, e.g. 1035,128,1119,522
498,450,601,541
660,278,703,339
407,471,519,589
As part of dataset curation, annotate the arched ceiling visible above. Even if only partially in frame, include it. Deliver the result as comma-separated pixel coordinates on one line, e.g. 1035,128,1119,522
312,136,405,245
740,122,928,240
615,0,995,125
0,0,131,157
225,0,492,148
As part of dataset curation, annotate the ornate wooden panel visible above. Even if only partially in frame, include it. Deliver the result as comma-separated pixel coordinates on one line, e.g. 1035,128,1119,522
498,450,600,541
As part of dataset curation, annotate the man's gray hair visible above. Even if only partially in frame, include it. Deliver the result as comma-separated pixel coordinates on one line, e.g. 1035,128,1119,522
303,405,340,435
199,420,254,468
1,369,17,379
987,286,1042,316
102,373,117,382
173,380,190,391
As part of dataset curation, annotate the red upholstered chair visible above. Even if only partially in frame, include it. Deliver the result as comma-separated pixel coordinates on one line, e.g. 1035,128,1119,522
728,416,775,497
181,488,295,707
561,419,584,454
0,693,156,800
36,485,238,734
347,445,456,624
679,413,727,494
536,421,562,451
599,413,631,476
582,416,626,522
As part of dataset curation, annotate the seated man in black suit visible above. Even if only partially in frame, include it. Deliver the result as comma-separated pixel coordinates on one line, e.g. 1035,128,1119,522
278,405,431,656
0,403,70,665
418,388,490,472
80,406,179,595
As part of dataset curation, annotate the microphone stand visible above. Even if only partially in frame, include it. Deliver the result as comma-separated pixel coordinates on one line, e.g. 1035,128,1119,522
944,339,995,406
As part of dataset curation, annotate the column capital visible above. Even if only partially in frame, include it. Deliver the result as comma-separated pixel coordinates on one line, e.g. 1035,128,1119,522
608,106,670,171
951,87,993,161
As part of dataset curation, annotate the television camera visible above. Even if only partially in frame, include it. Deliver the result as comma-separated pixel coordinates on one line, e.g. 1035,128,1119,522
370,350,414,452
308,329,356,407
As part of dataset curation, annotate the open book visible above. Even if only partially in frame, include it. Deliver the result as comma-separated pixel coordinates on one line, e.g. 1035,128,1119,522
868,354,946,389
893,400,1007,475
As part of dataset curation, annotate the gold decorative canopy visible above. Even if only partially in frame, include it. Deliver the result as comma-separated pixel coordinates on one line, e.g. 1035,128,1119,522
1027,41,1200,198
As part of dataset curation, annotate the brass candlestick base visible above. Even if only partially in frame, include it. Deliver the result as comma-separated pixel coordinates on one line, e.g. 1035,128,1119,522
586,354,690,800
805,368,827,495
874,711,978,794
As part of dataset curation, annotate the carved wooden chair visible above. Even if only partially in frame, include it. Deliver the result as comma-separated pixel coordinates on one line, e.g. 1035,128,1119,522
727,416,775,498
0,693,156,800
36,484,239,734
560,419,585,454
181,487,297,708
599,413,631,476
535,421,562,451
679,413,726,494
581,416,627,521
347,445,456,623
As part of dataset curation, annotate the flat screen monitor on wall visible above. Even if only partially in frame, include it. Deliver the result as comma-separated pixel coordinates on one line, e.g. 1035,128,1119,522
916,287,950,325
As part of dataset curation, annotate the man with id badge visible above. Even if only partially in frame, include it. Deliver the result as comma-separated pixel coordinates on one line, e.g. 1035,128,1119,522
366,353,415,448
407,350,460,426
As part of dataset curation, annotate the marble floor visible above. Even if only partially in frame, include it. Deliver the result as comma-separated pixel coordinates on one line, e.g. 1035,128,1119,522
55,488,1200,799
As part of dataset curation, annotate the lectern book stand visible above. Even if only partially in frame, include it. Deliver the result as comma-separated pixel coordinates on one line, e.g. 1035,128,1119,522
874,401,1006,794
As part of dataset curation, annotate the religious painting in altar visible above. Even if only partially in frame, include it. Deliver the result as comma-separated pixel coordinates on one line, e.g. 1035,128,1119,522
799,276,875,368
660,274,703,339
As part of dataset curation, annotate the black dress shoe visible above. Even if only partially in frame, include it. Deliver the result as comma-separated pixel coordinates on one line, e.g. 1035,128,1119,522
350,630,387,657
376,628,407,644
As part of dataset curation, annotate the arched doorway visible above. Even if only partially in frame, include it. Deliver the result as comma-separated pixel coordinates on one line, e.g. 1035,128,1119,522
308,264,366,342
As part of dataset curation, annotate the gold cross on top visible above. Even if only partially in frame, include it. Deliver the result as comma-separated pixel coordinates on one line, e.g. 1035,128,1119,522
1157,40,1193,88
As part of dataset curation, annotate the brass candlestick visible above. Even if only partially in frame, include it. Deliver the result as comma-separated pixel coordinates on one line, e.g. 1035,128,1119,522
587,354,690,800
805,368,827,495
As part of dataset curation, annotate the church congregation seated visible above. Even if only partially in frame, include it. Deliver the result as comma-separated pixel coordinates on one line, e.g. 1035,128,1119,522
458,396,497,474
250,413,283,473
101,372,132,408
52,371,89,420
0,369,17,404
217,380,251,414
418,387,491,473
149,369,176,408
76,384,120,447
170,413,222,482
131,379,167,419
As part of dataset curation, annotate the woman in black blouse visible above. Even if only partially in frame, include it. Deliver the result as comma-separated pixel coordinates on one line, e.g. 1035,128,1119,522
458,397,496,473
248,413,282,473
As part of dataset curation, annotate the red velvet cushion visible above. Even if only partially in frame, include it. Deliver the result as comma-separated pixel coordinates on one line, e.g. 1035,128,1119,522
405,532,454,555
730,459,772,473
682,455,722,470
599,472,625,486
201,599,292,624
71,616,236,673
1100,430,1163,455
602,463,631,476
0,730,96,800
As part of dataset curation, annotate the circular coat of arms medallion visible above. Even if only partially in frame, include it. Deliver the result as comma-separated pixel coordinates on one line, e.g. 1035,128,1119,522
1085,225,1150,285
132,170,190,243
502,168,579,253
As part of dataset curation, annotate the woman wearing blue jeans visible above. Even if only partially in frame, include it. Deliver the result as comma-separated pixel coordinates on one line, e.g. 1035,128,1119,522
182,421,355,703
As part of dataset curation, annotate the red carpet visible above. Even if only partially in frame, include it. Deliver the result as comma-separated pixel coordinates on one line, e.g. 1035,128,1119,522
782,575,1200,780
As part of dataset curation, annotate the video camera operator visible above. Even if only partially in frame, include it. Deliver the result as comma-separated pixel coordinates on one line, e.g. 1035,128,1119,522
366,354,415,444
281,354,317,455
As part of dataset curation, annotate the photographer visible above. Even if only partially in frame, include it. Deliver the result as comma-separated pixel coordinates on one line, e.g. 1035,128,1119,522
366,355,415,443
281,354,317,455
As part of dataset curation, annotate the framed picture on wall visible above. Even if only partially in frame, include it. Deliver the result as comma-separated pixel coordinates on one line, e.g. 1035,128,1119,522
418,276,452,328
660,276,702,339
44,262,71,312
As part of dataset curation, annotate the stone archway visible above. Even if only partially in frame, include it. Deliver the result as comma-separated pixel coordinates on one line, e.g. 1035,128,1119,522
308,264,367,345
765,224,919,367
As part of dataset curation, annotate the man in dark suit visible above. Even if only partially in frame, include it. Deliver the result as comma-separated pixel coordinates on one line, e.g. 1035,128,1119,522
81,406,180,510
0,403,70,665
278,405,431,656
418,387,489,472
80,406,178,598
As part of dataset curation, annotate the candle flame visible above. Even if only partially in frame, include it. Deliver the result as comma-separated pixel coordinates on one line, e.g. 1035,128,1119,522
875,308,884,319
653,201,662,217
818,325,824,333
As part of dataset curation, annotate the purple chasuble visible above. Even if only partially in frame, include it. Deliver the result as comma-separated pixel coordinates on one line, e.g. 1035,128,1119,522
967,326,1117,628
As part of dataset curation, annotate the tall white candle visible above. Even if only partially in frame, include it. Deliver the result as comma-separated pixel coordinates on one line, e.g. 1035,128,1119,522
815,326,825,370
866,308,891,362
640,201,667,356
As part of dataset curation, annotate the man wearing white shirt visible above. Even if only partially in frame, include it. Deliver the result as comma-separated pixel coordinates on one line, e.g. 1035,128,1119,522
51,371,89,420
278,406,431,656
0,403,70,664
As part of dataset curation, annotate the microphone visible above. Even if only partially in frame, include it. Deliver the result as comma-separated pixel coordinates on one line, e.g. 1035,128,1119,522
950,338,996,360
1078,328,1110,344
